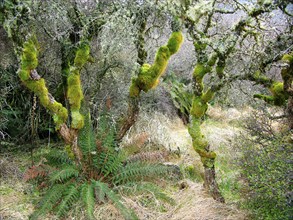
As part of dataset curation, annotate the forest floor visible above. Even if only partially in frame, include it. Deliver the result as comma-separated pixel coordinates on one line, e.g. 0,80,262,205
0,106,250,220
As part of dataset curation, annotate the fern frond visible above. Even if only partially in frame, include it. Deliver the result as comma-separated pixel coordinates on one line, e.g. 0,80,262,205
97,150,123,178
97,111,117,149
78,112,96,161
49,166,79,183
24,164,50,182
45,148,73,166
127,151,169,163
30,184,65,220
81,182,95,220
56,184,80,217
114,162,176,184
93,180,138,220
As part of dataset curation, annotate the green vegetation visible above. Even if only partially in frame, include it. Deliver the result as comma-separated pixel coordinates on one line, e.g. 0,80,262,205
24,112,178,219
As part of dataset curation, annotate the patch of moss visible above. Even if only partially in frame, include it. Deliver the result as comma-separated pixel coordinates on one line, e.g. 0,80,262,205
135,32,183,93
216,66,224,77
282,52,293,64
65,144,75,159
74,42,90,68
129,79,141,98
190,97,208,118
71,110,84,129
67,72,83,110
166,32,184,55
201,89,214,103
19,37,68,130
194,42,207,51
193,63,206,79
207,53,218,66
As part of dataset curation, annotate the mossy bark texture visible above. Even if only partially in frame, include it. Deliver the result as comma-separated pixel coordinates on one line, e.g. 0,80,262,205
252,52,293,128
117,32,184,141
18,37,68,130
188,50,225,202
19,37,90,166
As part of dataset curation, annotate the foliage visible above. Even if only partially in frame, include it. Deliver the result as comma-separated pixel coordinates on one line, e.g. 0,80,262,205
235,110,293,220
25,111,179,219
165,73,193,124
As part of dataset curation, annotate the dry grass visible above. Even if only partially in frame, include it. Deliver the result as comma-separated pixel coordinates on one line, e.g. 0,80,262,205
0,107,251,220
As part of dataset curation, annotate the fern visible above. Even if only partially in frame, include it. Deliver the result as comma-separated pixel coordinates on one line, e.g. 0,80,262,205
78,112,96,161
114,162,176,184
97,111,117,149
96,149,123,178
81,182,96,220
56,184,80,217
93,180,138,220
45,148,73,166
30,184,66,220
49,165,79,183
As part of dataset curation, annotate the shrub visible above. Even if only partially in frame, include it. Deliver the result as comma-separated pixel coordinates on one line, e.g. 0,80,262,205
235,109,292,220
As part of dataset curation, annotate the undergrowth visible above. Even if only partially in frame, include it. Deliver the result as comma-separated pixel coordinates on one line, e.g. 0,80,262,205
24,111,180,219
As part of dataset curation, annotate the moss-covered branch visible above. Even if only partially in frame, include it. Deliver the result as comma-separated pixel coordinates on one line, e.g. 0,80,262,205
130,32,184,96
67,42,90,129
18,37,68,130
117,32,184,141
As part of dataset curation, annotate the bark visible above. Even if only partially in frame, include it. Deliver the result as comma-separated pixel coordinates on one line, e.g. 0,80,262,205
204,165,225,203
287,96,293,130
117,96,140,141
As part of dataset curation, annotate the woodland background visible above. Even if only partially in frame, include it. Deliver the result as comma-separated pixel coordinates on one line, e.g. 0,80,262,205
0,0,292,219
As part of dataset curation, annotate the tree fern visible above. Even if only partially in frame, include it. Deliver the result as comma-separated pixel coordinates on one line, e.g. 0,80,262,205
81,182,96,220
30,184,66,220
56,184,80,217
49,165,79,183
93,180,138,220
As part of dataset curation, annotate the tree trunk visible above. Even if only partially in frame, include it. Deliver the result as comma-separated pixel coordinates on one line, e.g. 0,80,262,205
287,96,293,130
117,96,140,141
204,164,225,203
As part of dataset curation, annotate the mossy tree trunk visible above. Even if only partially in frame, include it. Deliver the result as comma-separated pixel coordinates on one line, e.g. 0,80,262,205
117,20,184,141
18,36,90,166
188,49,225,202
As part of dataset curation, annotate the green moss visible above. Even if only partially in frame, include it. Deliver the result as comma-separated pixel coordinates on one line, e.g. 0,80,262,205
190,97,208,118
74,42,90,68
193,64,206,79
19,37,68,130
18,69,30,81
71,110,84,129
282,53,293,64
129,78,141,97
194,42,207,51
269,82,287,106
201,89,214,103
132,32,183,95
253,94,275,104
216,66,224,77
65,145,75,159
188,117,216,168
67,72,83,110
166,32,184,55
207,53,218,66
